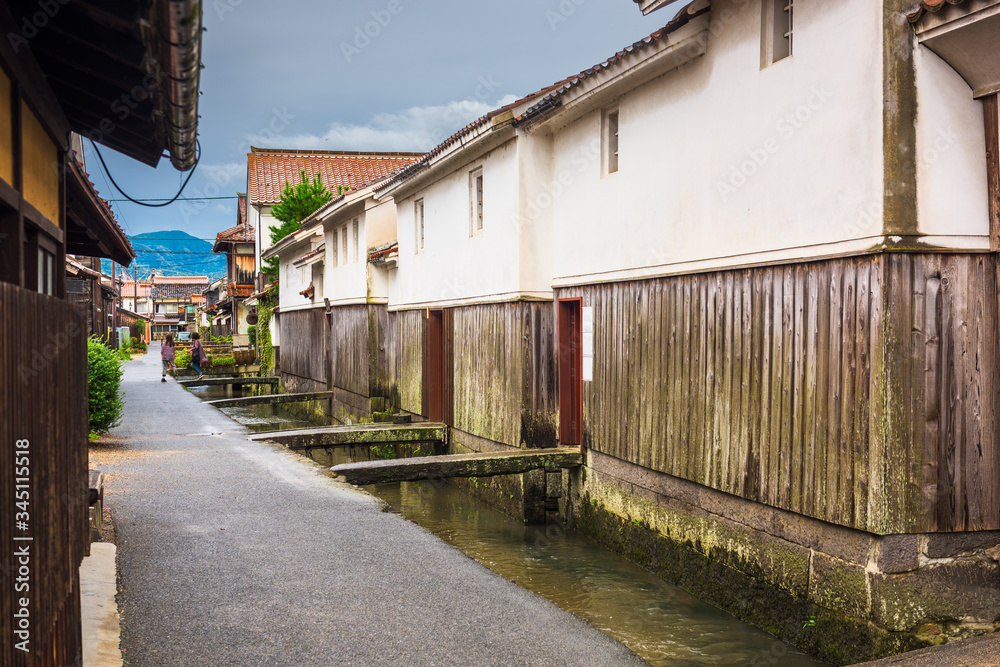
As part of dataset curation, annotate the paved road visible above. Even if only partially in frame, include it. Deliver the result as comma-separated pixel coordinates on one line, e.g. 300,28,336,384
98,344,644,666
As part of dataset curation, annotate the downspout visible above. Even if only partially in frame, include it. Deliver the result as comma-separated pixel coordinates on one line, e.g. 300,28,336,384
157,0,202,171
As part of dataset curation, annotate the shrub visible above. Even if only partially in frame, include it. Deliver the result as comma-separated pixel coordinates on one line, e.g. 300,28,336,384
88,337,124,434
175,349,192,368
134,340,147,352
247,324,257,348
211,355,235,366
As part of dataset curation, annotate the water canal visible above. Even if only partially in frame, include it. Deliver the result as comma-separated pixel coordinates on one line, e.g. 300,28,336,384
189,385,827,666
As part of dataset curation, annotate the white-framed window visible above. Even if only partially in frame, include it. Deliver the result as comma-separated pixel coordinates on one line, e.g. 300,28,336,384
353,218,359,262
761,0,792,68
603,108,619,176
342,223,349,263
415,199,424,253
333,229,339,267
469,167,484,235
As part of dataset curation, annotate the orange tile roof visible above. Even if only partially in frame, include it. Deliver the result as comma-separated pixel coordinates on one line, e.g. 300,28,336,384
214,193,255,251
247,148,423,204
908,0,966,22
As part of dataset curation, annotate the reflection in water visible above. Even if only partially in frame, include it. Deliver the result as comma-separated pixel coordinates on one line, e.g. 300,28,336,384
215,398,828,667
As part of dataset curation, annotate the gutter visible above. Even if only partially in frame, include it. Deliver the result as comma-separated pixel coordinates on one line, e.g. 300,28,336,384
157,0,202,171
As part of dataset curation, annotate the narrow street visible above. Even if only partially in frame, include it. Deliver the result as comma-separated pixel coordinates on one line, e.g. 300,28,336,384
97,344,644,666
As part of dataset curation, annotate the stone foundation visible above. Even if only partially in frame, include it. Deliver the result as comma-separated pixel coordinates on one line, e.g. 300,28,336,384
565,450,1000,665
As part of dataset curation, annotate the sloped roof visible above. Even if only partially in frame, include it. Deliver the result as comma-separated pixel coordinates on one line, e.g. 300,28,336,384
151,281,209,299
520,1,709,119
377,0,706,195
247,148,423,204
213,194,255,252
908,0,967,22
65,154,135,265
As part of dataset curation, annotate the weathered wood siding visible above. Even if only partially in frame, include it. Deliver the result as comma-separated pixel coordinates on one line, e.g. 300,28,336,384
279,307,326,384
559,253,1000,534
452,302,557,449
329,305,369,397
387,309,424,414
0,284,87,664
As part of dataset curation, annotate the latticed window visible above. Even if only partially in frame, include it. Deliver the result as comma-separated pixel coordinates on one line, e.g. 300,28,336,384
762,0,793,67
415,199,424,253
470,168,483,235
353,218,360,262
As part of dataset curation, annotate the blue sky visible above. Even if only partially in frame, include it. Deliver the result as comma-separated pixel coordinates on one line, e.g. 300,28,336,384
84,0,667,244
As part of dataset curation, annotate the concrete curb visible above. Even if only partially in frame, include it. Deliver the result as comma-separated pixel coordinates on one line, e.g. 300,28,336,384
80,543,121,666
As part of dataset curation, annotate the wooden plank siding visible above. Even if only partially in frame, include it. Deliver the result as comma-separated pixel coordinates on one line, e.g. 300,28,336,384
450,302,557,449
0,283,87,664
386,309,425,414
278,307,326,384
558,253,1000,534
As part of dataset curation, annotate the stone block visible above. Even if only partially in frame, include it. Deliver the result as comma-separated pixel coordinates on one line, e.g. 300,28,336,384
810,551,870,618
871,560,1000,631
877,535,920,574
925,532,1000,558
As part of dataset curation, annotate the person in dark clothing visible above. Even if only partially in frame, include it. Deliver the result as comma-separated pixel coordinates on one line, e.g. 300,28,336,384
190,332,208,380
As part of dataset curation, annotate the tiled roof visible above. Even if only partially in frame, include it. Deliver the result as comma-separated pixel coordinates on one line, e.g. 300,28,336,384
377,0,706,194
519,0,709,119
908,0,967,22
148,275,209,283
226,283,254,298
151,283,208,300
247,148,423,204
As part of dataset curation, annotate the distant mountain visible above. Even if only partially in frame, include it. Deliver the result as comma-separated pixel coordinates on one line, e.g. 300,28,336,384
102,230,227,279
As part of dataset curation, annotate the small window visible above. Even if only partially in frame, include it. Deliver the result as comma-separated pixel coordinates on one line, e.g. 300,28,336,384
353,218,360,262
604,109,619,176
415,199,425,253
36,247,54,296
342,224,349,264
761,0,792,68
470,168,484,235
333,229,339,267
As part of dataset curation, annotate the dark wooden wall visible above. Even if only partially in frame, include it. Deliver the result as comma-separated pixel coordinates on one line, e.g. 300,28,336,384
558,253,1000,535
451,302,557,449
0,283,87,665
387,309,424,414
279,307,326,384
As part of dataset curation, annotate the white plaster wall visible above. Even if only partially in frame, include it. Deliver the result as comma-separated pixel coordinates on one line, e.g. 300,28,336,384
390,141,521,307
278,248,312,311
914,46,990,239
365,197,399,252
549,0,886,283
323,213,369,304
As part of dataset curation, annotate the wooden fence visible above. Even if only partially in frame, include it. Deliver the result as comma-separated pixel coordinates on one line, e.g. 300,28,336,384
279,307,327,384
558,252,1000,535
0,282,88,665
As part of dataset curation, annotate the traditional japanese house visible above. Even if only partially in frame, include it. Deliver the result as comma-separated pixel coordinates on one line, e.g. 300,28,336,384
247,147,423,290
149,276,209,339
262,167,420,419
211,193,256,336
0,0,201,661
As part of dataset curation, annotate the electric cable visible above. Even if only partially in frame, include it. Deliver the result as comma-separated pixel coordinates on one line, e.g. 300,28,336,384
89,138,202,208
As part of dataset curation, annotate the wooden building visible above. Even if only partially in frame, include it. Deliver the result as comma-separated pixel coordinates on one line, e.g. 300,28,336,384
211,193,256,337
149,276,209,340
0,1,201,662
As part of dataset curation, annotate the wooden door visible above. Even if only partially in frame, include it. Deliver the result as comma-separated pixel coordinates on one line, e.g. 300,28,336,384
558,298,582,445
427,308,445,422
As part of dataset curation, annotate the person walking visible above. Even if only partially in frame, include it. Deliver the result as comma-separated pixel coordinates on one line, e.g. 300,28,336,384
190,332,208,380
161,334,176,382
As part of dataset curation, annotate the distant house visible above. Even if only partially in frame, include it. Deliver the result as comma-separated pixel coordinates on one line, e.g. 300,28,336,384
65,256,122,344
211,193,256,337
246,147,423,289
200,277,226,334
149,276,210,339
120,278,153,317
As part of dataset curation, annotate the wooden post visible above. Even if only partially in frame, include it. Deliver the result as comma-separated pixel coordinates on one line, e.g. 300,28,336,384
985,94,999,250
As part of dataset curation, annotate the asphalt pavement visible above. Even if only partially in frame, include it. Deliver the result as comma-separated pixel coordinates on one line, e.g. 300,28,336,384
98,343,644,666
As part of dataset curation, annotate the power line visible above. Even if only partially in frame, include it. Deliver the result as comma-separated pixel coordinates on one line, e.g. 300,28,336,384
107,196,240,202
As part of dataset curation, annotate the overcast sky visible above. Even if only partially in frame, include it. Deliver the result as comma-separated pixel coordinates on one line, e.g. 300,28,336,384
83,0,666,244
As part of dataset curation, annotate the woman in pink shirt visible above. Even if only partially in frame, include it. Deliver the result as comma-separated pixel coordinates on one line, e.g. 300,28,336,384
161,334,176,382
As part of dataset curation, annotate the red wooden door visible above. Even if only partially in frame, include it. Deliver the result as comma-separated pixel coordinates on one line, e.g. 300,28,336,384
427,309,445,422
558,298,582,445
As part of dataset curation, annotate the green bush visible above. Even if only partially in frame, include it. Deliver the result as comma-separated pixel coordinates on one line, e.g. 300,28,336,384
247,325,257,348
175,349,192,368
88,337,124,434
211,355,235,366
134,340,147,352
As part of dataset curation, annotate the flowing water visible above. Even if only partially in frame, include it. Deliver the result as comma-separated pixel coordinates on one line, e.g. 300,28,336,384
195,392,827,666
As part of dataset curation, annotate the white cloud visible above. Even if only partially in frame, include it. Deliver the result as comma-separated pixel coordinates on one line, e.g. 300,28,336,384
245,96,520,153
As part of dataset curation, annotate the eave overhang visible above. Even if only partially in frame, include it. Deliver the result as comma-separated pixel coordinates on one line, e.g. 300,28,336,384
911,0,1000,99
65,158,135,265
633,0,685,15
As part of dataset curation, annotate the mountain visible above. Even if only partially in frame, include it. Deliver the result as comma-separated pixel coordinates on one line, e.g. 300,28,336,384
102,230,227,279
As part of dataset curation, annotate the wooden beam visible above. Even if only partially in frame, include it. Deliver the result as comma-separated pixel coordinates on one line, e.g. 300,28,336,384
206,391,334,409
330,447,583,485
985,94,1000,250
248,422,447,448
